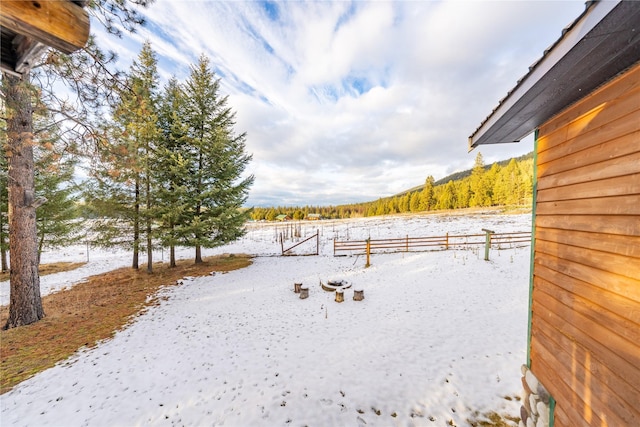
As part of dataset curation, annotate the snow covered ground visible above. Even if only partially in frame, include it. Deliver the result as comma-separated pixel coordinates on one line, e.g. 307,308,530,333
1,211,532,426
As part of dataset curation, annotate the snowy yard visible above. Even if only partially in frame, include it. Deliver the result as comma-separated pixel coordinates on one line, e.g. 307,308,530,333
1,211,532,426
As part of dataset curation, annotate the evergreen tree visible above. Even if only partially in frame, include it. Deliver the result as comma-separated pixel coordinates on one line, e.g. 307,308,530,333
436,181,456,210
400,194,410,213
518,158,534,205
265,209,277,221
409,191,422,212
2,0,153,330
469,152,491,207
180,55,254,263
154,77,190,267
455,179,471,209
1,74,45,328
133,43,161,272
86,42,160,271
420,175,435,211
34,121,84,262
493,159,517,205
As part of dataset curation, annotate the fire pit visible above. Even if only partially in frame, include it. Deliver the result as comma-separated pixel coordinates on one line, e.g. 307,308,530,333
321,279,352,292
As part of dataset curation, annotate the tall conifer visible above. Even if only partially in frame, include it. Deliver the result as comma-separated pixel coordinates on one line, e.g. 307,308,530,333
180,55,254,263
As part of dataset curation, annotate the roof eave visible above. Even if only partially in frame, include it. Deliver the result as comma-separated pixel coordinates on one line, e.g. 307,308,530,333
468,0,640,150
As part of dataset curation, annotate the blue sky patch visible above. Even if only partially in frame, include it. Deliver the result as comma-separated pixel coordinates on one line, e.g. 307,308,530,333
344,76,372,96
259,1,280,22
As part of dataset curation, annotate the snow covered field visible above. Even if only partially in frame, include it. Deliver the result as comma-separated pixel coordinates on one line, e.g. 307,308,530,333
1,211,532,426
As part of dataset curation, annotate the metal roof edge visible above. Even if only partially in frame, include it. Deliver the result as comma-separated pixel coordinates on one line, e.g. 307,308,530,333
468,0,620,149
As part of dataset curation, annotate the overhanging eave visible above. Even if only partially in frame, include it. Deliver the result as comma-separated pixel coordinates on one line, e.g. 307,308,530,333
468,0,640,150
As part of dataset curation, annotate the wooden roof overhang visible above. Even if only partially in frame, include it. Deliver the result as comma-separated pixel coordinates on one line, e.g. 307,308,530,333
1,0,90,76
468,0,640,150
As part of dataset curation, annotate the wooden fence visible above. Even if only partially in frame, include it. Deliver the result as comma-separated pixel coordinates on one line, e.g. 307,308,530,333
281,230,319,256
333,231,531,256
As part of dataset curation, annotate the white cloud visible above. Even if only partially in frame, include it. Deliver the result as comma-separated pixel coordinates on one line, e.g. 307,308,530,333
96,0,585,206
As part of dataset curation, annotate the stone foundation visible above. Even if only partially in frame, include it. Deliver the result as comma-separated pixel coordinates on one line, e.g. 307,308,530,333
520,365,551,427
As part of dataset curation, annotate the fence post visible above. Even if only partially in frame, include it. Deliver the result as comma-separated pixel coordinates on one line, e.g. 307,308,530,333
365,238,371,268
406,235,409,252
280,233,284,256
482,229,495,261
316,229,319,255
445,232,449,250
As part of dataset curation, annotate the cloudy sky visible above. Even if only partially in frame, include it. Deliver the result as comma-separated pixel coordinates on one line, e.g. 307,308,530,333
96,0,586,207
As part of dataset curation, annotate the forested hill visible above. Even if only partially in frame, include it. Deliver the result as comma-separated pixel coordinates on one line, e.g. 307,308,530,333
250,151,534,221
396,151,534,197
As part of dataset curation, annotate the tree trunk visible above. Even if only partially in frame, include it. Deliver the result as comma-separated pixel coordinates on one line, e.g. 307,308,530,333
0,213,8,272
145,148,152,273
195,245,202,264
3,73,44,329
132,178,139,269
170,245,176,268
146,226,152,272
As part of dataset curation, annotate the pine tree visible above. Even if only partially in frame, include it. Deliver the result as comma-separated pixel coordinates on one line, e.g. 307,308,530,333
2,0,153,330
493,159,517,205
469,152,491,207
1,74,45,328
409,191,421,212
518,158,534,205
420,176,435,211
436,181,456,210
34,120,84,262
86,42,160,271
180,55,254,263
154,77,190,267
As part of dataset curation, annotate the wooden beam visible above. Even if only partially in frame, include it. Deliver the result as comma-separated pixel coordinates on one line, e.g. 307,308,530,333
0,1,90,54
12,34,48,74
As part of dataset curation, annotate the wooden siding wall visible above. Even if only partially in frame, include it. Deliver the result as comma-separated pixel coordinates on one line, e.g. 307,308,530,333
532,62,640,427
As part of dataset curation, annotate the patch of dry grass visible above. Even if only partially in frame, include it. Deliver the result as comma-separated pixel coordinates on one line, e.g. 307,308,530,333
0,262,87,282
468,411,520,426
0,254,252,394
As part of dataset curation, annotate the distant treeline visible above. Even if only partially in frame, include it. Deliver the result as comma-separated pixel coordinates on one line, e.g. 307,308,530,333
250,152,533,221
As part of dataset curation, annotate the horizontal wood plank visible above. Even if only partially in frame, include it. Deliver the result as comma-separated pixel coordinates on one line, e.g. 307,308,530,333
538,63,640,147
0,1,89,54
535,275,640,350
532,318,640,426
536,194,640,216
532,290,640,390
535,263,640,325
535,227,640,258
553,405,570,427
538,110,640,165
563,87,640,142
530,354,594,427
535,214,640,236
533,314,640,407
537,151,640,190
537,173,640,203
538,128,640,177
532,327,636,427
535,239,640,282
534,254,640,303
